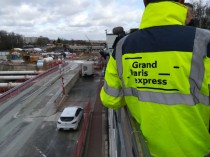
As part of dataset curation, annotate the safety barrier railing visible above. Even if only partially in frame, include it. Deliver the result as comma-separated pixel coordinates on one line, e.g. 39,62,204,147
0,66,59,104
109,107,152,157
126,108,152,157
73,99,91,157
0,61,70,104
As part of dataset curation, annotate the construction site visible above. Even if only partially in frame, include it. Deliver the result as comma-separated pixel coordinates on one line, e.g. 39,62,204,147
0,30,150,157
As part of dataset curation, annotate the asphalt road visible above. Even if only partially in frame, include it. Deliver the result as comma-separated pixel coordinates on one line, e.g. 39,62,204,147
0,62,102,157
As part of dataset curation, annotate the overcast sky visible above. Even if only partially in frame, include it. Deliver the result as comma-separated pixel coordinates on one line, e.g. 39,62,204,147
0,0,145,40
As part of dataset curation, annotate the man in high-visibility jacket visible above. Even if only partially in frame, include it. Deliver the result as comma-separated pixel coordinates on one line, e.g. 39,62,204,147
100,0,210,156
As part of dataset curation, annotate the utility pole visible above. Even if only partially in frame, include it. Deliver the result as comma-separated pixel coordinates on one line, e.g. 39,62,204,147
59,64,65,95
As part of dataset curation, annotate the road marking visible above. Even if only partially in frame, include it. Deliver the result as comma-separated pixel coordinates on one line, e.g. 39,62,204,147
33,145,47,157
13,112,19,118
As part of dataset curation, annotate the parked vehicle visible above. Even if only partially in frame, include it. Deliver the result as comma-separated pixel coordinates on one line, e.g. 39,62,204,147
81,61,94,77
57,106,84,130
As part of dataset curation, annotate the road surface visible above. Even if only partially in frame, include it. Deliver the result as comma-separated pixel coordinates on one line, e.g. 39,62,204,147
0,62,105,157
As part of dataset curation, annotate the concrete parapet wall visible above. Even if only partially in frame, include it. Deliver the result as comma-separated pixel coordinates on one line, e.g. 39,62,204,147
55,68,80,109
64,70,80,95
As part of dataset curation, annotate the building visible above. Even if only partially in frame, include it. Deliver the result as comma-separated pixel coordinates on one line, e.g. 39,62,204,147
23,37,38,44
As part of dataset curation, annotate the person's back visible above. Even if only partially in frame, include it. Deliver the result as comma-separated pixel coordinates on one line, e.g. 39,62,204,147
100,0,210,156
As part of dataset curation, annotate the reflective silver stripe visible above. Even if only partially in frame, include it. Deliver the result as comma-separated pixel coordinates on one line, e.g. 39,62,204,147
124,88,194,105
124,88,209,106
104,80,124,97
114,28,210,106
104,81,209,106
116,36,127,79
190,28,210,105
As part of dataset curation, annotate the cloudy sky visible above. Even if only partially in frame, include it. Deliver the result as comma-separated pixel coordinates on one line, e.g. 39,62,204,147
0,0,145,40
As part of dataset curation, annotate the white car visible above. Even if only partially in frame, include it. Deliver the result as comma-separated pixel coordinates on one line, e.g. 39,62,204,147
57,106,84,131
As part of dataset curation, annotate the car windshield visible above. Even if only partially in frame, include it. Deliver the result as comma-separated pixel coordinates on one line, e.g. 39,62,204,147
60,117,74,122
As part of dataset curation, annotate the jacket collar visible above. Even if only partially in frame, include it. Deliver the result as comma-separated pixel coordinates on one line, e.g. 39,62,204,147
140,1,187,29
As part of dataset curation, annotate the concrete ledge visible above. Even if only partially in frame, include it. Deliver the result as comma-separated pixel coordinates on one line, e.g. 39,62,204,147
55,69,80,109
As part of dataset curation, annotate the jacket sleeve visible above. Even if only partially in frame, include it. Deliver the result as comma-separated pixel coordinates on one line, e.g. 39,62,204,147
100,55,126,110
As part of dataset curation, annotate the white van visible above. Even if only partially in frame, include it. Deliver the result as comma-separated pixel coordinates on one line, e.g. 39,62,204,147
81,61,94,76
57,106,84,130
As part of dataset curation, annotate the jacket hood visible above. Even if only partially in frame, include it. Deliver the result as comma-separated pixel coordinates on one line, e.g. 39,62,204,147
140,1,187,29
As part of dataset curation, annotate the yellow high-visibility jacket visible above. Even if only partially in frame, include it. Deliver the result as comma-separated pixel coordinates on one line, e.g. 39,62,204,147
100,1,210,157
205,57,210,86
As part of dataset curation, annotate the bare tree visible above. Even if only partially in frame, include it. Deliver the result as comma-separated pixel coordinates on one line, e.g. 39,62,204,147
36,36,49,47
191,0,210,29
0,30,24,50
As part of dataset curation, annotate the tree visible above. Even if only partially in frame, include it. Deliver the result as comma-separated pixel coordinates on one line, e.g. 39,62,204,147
36,36,49,47
0,30,24,50
191,0,210,29
57,38,63,43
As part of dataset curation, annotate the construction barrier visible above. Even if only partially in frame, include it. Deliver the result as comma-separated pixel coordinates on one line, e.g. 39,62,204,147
0,66,59,104
94,62,104,69
0,61,70,104
73,99,91,157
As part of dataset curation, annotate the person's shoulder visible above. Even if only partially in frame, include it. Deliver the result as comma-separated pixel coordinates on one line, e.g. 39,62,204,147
196,27,210,32
195,27,210,36
124,30,140,41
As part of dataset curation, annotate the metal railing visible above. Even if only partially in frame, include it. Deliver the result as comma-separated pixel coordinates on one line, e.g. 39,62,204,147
127,108,152,157
108,107,152,157
73,99,91,157
0,66,59,104
0,62,69,104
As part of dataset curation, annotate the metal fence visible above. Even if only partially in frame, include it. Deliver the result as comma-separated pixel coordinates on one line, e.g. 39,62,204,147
73,99,91,157
0,66,58,104
0,62,69,104
108,107,152,157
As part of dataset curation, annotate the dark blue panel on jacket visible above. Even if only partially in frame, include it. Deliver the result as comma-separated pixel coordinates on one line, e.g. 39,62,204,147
112,25,196,59
207,43,210,58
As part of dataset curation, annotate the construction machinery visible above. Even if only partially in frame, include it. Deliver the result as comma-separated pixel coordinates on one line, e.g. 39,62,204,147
7,48,41,63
